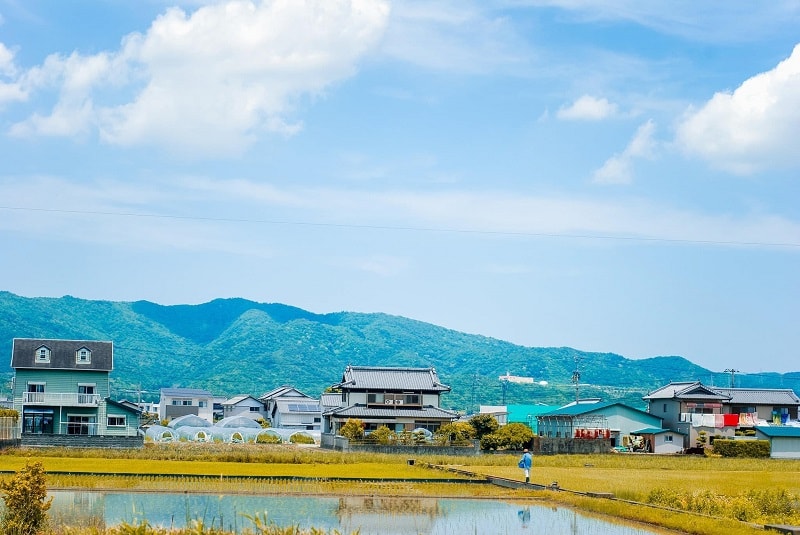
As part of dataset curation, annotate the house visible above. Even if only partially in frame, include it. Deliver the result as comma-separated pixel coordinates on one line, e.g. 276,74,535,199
754,426,800,459
643,382,800,449
322,365,459,435
479,405,508,425
158,387,214,423
630,428,686,454
537,401,663,448
259,385,321,430
10,338,141,447
221,395,267,421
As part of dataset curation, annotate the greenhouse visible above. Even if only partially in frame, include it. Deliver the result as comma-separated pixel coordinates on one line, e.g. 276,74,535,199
144,416,319,444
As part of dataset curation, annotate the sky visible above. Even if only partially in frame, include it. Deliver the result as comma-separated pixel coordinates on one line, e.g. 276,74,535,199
0,1,798,375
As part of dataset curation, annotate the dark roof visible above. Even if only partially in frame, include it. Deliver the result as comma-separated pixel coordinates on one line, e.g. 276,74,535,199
643,382,730,402
11,338,113,371
106,398,142,415
710,388,800,406
333,365,450,392
324,404,459,420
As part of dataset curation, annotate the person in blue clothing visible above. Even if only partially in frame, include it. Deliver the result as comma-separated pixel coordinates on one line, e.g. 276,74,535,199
519,448,533,483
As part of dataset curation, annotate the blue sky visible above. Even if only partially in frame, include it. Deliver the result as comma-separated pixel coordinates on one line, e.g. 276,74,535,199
1,1,798,375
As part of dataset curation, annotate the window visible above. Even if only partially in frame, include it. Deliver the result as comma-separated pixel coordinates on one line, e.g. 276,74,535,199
665,435,673,442
198,401,207,408
76,347,91,364
27,383,45,393
35,346,51,363
107,416,126,427
249,406,260,412
663,403,667,413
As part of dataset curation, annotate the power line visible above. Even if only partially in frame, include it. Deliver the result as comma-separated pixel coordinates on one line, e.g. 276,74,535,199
1,205,798,248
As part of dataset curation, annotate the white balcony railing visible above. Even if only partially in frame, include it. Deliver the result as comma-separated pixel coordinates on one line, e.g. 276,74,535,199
23,392,101,406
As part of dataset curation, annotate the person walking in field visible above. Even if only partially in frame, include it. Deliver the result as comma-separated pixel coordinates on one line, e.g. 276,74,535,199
519,448,532,484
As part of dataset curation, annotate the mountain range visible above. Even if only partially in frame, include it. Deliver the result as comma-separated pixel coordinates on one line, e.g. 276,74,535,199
1,291,797,411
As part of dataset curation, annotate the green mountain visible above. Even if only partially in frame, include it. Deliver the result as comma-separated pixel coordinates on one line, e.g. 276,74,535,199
1,291,797,411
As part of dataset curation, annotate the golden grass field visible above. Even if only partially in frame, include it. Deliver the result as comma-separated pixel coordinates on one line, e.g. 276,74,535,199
1,444,799,535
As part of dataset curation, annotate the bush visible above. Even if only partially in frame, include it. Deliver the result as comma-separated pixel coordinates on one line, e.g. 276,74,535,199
0,461,52,535
368,426,397,445
256,433,281,444
339,419,365,440
434,422,476,445
480,423,534,451
289,434,315,445
712,439,771,458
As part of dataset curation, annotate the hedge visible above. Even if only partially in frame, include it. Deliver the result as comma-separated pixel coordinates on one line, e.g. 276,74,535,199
712,439,771,458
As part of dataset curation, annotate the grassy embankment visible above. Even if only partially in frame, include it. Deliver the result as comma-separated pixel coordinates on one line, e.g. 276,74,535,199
1,444,799,535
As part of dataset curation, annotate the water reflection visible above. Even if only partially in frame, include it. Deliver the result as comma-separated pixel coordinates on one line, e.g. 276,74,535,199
49,491,668,535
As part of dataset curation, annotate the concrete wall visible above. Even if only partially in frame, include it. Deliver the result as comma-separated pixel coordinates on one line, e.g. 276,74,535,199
538,437,611,454
21,434,143,448
320,433,480,456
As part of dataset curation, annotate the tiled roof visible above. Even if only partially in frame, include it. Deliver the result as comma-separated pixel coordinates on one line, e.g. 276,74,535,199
324,404,459,420
11,338,113,371
710,388,800,406
643,382,729,402
334,366,450,392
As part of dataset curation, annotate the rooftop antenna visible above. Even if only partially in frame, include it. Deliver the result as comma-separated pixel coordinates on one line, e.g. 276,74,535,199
724,368,739,388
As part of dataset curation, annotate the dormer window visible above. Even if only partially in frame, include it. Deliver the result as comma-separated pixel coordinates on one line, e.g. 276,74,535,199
35,346,51,363
76,347,91,364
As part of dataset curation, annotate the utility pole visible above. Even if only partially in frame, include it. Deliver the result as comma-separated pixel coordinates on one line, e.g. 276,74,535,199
572,356,582,403
723,368,739,388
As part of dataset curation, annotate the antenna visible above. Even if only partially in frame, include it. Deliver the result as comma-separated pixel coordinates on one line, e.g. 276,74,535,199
723,369,739,388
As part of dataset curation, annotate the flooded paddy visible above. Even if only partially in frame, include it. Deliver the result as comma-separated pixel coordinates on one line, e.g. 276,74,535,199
50,490,673,534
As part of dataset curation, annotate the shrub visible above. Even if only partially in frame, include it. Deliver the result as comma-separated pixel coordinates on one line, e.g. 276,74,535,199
339,419,365,440
256,433,281,444
712,439,770,458
289,434,316,445
480,423,534,451
434,422,476,445
0,460,53,535
368,426,397,445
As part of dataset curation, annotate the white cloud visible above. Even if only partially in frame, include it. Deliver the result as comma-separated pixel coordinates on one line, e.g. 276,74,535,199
0,42,26,105
557,95,617,120
593,120,656,184
675,44,800,175
8,0,390,156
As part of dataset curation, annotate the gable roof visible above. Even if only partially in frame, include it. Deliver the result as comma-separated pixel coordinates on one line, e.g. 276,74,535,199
222,395,261,406
643,382,730,402
11,338,113,371
258,385,313,401
106,398,142,415
333,365,450,392
709,388,800,406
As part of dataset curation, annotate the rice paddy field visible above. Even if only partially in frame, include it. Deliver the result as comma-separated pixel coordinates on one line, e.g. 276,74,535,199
1,444,799,535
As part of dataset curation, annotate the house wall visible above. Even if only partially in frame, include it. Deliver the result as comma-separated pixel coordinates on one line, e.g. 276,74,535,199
754,432,800,459
13,369,110,398
159,394,213,423
224,399,266,421
604,407,662,437
654,433,684,454
422,393,440,407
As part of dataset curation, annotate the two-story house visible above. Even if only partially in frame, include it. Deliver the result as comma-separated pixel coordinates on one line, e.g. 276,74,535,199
322,365,459,435
259,385,321,430
643,381,800,449
10,338,141,447
158,387,214,424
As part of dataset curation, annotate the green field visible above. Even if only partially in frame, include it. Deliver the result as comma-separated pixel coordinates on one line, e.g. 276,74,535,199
1,445,799,535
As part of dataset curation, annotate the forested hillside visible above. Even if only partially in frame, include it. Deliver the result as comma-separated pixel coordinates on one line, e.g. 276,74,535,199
2,292,797,410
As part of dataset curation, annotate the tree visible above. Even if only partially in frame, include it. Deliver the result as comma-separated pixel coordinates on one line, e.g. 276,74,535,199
1,461,52,535
339,418,365,440
480,423,534,451
434,422,476,445
368,425,396,445
469,414,499,438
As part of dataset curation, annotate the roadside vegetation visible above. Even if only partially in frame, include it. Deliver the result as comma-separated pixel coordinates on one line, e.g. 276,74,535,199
1,445,799,535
